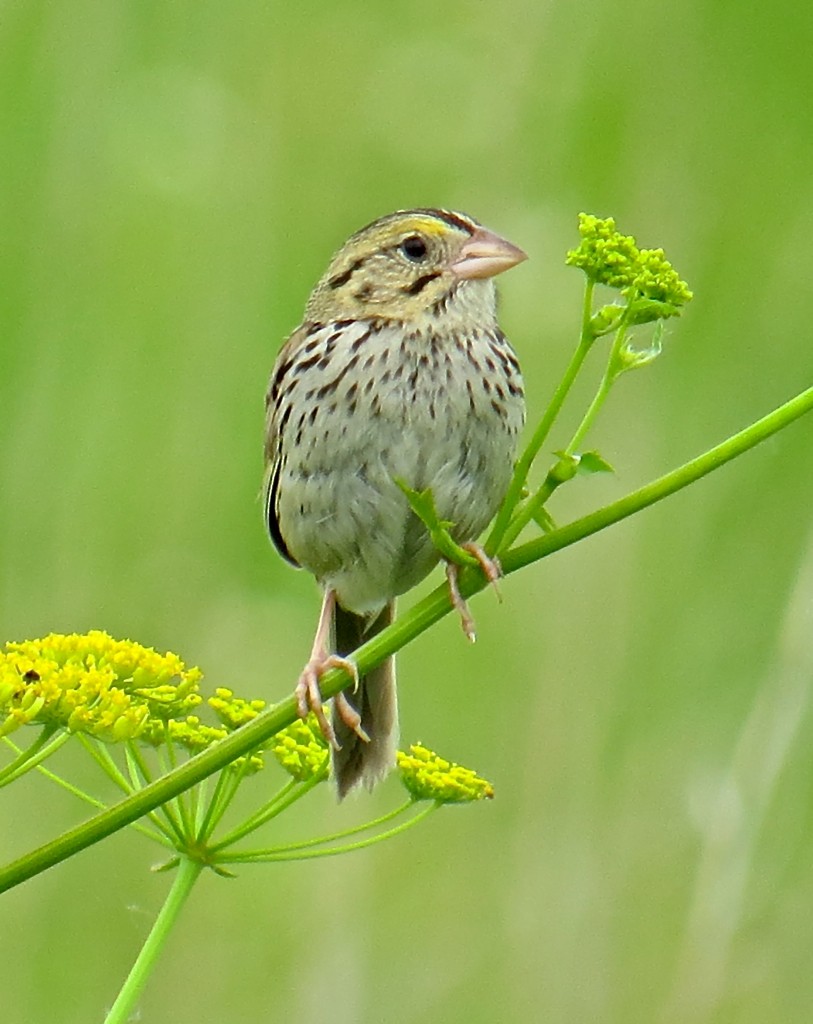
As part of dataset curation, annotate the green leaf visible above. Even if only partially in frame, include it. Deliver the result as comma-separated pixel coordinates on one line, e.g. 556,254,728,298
577,451,615,475
393,479,479,567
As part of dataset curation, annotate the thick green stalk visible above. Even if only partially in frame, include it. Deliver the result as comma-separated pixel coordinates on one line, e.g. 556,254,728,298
103,855,203,1024
1,382,812,894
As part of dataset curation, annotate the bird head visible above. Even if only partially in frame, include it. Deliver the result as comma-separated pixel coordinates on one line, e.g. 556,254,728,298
305,209,527,325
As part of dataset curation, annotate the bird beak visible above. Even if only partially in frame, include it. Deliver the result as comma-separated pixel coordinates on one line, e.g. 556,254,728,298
449,226,528,280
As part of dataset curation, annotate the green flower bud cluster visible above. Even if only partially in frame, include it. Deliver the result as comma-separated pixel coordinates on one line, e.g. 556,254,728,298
397,744,494,803
209,687,266,729
566,214,692,314
139,714,266,773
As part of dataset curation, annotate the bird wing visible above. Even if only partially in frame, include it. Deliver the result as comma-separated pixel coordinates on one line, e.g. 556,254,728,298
262,323,316,567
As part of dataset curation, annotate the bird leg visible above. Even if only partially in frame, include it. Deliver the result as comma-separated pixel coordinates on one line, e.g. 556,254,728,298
445,542,503,644
296,589,369,750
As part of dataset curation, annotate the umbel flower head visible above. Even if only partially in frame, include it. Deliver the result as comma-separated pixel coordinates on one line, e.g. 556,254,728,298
0,631,202,741
268,712,330,782
1,632,500,803
397,744,494,803
566,213,693,314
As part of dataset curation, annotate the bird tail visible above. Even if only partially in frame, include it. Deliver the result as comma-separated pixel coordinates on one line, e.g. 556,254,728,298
331,601,398,799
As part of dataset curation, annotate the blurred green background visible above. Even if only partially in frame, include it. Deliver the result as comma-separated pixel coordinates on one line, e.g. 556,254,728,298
3,1,813,1021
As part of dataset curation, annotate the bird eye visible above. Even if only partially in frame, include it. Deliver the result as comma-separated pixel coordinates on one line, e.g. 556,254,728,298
400,235,428,261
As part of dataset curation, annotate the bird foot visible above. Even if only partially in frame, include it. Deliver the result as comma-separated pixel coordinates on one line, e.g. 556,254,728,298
295,656,367,750
445,543,503,643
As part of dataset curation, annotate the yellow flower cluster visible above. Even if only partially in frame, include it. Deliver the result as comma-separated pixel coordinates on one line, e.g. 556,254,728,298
1,634,498,801
139,687,270,772
0,631,202,742
397,744,494,803
139,714,265,773
209,687,266,729
270,713,329,782
566,213,692,310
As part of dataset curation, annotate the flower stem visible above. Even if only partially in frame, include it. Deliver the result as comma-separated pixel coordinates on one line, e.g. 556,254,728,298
195,765,246,843
498,475,559,551
219,801,438,863
104,855,203,1024
125,741,186,844
1,738,171,847
3,382,813,893
0,728,66,786
223,798,415,859
496,308,634,550
487,279,596,554
210,770,326,852
565,316,630,455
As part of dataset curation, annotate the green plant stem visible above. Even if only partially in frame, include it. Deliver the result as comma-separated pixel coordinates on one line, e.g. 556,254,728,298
162,730,198,842
498,471,559,552
79,735,136,796
2,382,812,894
497,311,633,551
224,798,415,858
125,741,186,843
487,280,596,554
80,737,180,844
195,765,247,843
0,728,67,786
1,739,170,847
218,801,438,863
210,769,326,852
567,373,613,455
104,855,203,1024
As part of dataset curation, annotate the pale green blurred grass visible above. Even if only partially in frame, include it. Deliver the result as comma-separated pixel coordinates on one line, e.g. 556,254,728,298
3,2,813,1022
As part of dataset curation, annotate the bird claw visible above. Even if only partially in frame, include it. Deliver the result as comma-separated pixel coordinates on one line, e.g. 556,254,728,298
445,543,503,643
295,655,362,750
334,690,370,743
462,542,503,597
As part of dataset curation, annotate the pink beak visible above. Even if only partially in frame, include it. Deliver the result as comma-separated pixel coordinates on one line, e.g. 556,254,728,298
450,226,528,280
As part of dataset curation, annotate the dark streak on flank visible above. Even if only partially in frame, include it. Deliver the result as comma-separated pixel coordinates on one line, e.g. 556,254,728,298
277,404,294,434
267,357,293,404
403,271,441,295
